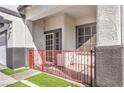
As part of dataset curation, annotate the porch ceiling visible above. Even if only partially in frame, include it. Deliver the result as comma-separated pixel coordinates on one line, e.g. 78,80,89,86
26,5,96,21
61,5,96,19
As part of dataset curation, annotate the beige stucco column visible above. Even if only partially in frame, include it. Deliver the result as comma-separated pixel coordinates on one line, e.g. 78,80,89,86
95,5,123,87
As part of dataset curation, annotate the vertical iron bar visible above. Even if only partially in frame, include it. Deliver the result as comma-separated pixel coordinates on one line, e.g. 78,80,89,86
61,50,62,77
81,50,83,83
29,48,34,69
67,50,69,79
72,50,74,80
87,51,89,83
77,51,80,81
90,50,93,87
84,51,85,83
41,49,45,71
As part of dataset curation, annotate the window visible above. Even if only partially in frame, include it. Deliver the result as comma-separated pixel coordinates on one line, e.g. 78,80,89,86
76,23,96,50
46,33,54,50
55,32,60,50
44,29,62,50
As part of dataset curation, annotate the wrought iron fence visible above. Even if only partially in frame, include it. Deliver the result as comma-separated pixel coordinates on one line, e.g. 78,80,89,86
29,49,95,86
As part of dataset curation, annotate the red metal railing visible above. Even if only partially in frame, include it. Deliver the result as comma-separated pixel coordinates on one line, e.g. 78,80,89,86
29,49,95,86
29,48,34,69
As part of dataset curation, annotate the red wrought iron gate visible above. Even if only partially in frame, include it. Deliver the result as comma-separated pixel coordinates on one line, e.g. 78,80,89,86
29,49,95,86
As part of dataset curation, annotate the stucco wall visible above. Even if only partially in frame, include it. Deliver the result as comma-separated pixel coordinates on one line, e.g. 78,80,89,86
32,19,45,50
45,13,64,31
95,5,123,87
76,17,96,26
63,14,76,50
25,20,34,48
12,19,26,47
97,5,121,46
122,6,124,45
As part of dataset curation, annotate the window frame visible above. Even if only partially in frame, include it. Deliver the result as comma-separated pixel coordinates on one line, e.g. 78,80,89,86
76,22,96,49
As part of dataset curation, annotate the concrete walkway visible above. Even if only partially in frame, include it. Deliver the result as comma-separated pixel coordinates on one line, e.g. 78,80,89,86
0,72,17,87
10,69,42,80
20,80,39,87
0,66,42,87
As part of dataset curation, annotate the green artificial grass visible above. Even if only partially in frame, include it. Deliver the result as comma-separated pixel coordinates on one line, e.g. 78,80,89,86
0,68,28,75
26,73,80,87
7,82,29,87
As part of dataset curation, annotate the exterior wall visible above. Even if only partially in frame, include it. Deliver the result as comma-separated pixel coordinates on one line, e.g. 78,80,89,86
25,20,35,48
0,7,34,68
97,5,121,46
63,14,76,50
7,48,29,69
95,45,123,87
122,5,124,45
45,13,64,31
76,17,96,26
32,19,45,50
12,19,25,47
95,5,123,87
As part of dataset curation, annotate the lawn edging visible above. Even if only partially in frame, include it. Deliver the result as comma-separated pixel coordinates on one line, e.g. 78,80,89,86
20,80,39,87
